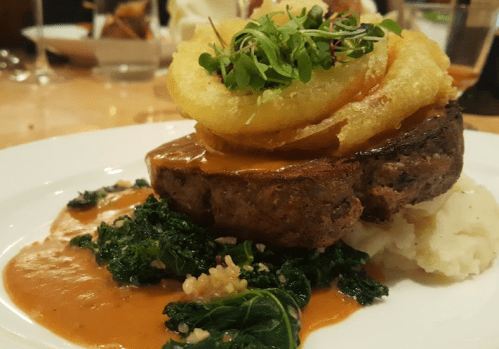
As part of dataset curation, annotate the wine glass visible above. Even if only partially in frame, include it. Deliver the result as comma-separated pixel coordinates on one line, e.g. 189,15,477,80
11,0,65,84
402,1,499,97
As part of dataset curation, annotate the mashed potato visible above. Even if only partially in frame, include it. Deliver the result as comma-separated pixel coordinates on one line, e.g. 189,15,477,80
344,174,499,280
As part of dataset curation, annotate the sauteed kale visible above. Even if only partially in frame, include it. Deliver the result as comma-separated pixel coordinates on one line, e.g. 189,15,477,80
69,185,388,349
66,178,150,210
163,289,301,349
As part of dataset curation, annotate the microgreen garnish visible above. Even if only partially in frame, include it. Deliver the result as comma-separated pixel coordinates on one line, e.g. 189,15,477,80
199,5,401,98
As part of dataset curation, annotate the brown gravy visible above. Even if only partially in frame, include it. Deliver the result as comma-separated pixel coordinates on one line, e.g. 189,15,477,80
146,106,447,176
3,189,360,348
146,133,313,174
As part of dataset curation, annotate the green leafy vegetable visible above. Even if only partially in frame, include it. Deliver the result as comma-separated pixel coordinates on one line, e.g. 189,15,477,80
70,192,388,300
163,289,301,349
66,179,150,210
236,241,385,308
199,6,402,97
70,187,389,348
70,194,219,284
338,270,389,306
379,18,403,36
133,178,150,188
67,190,106,210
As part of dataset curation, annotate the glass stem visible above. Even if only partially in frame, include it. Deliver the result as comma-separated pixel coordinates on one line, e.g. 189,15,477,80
33,0,51,73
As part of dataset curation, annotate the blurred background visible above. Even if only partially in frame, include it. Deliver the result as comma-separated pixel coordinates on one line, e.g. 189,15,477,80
0,0,169,53
3,0,496,111
1,0,499,151
1,0,392,50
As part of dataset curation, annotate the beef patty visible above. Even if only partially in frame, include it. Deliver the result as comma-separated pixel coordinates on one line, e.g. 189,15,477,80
146,102,463,248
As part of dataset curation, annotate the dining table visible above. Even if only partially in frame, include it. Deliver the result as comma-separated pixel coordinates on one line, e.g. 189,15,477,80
0,60,183,151
1,58,499,152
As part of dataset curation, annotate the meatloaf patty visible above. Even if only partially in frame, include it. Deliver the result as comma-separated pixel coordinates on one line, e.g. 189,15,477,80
146,102,463,248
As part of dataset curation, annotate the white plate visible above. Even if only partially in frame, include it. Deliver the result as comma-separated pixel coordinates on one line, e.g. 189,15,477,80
21,24,177,66
0,122,498,349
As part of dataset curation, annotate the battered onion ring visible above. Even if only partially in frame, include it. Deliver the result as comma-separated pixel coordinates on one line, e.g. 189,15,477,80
166,0,388,135
200,30,457,156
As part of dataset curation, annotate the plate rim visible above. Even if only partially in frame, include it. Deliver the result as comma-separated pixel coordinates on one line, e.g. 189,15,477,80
20,24,177,64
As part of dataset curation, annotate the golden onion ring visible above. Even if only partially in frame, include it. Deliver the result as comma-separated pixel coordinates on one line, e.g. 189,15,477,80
166,0,389,135
198,30,457,156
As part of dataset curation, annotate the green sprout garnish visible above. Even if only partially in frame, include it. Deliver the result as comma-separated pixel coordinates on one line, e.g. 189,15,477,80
199,5,401,102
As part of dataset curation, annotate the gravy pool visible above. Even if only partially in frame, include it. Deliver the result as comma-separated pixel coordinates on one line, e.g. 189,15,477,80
3,188,360,348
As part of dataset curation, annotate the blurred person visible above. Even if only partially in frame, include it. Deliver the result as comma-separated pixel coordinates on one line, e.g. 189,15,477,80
167,0,385,43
